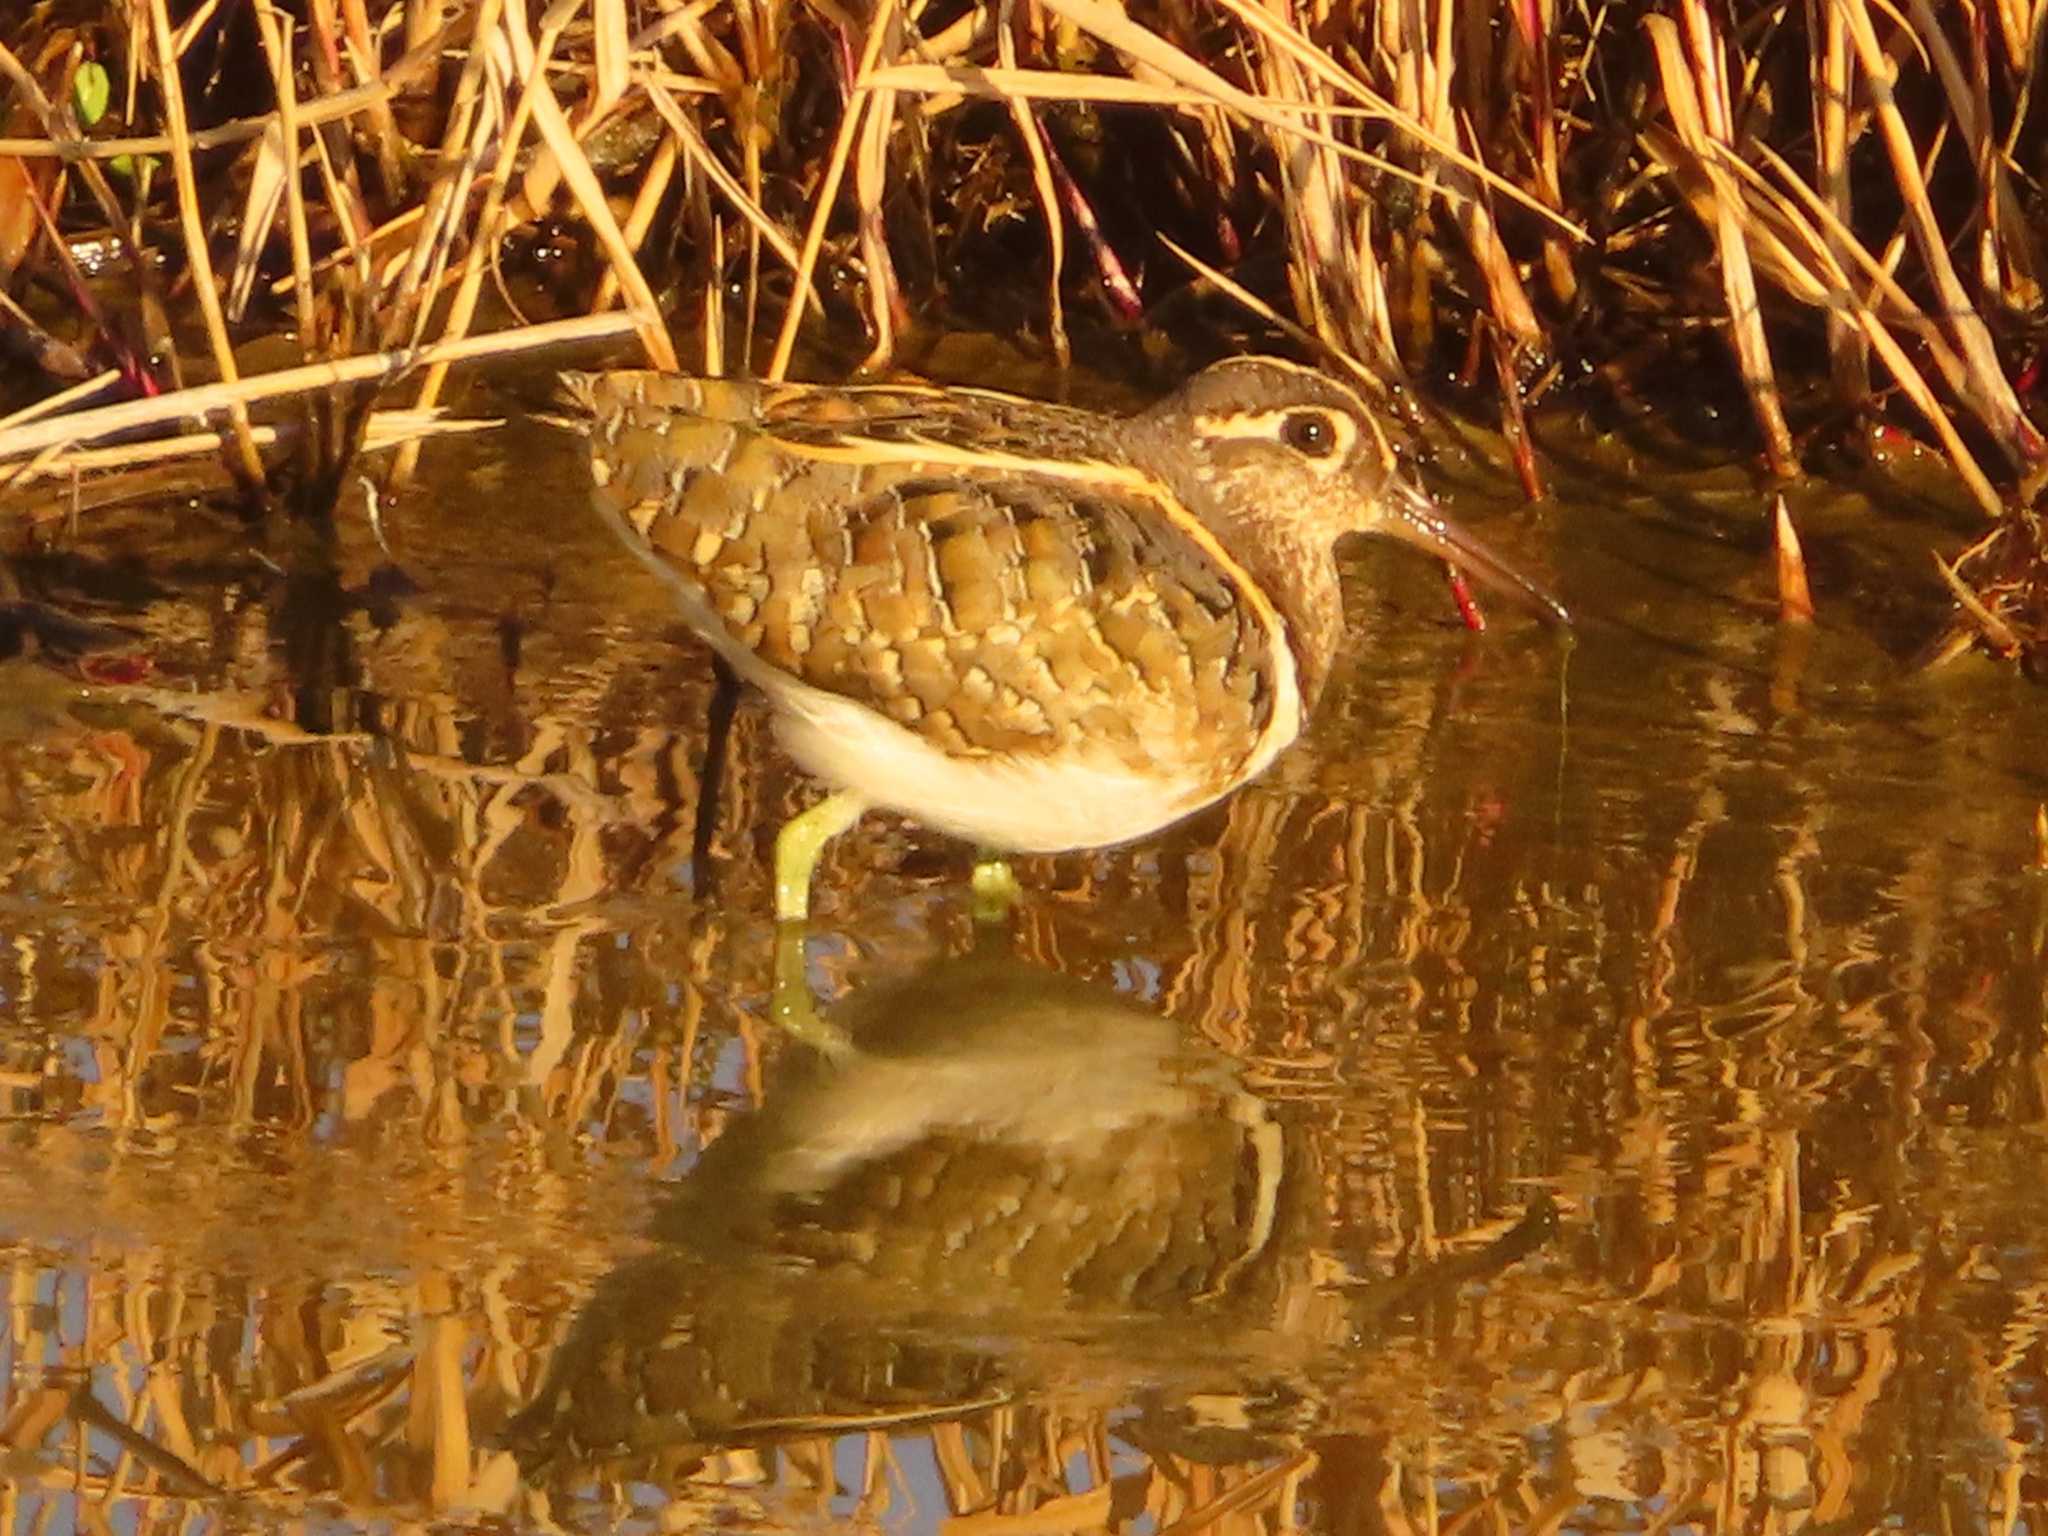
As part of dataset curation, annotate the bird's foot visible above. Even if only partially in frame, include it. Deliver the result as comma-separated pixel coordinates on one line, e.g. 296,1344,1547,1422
970,857,1021,927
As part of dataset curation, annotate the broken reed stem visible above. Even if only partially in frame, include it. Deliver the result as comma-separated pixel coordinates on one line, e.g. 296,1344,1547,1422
146,0,265,485
0,76,408,159
0,412,501,497
0,311,646,464
1774,496,1815,623
524,38,678,370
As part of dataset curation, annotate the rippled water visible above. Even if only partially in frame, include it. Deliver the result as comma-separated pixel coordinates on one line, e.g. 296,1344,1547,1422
1,372,2043,1534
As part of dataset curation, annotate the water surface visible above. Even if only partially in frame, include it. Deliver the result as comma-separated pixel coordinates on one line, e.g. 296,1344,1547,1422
1,377,2043,1535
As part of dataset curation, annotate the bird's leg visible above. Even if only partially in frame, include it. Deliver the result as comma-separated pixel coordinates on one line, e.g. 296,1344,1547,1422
969,852,1021,927
774,790,868,922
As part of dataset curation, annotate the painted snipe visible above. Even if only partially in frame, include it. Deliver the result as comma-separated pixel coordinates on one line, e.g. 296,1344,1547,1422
560,357,1567,921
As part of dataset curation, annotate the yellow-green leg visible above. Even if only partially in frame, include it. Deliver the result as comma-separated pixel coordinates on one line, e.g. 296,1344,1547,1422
774,789,867,923
970,853,1022,926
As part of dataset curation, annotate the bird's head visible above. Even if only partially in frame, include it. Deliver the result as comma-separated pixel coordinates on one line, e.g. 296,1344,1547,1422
1128,356,1569,626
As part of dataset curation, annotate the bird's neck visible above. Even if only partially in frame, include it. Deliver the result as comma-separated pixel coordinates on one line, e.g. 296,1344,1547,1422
1116,422,1348,712
1227,529,1346,715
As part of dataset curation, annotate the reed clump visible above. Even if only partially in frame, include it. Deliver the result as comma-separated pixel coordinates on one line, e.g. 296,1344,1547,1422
0,0,2044,641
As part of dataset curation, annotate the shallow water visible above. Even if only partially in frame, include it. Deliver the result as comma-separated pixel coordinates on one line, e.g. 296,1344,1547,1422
2,374,2046,1535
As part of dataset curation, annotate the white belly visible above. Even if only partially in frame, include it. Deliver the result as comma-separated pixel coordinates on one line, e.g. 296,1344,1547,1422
768,680,1227,853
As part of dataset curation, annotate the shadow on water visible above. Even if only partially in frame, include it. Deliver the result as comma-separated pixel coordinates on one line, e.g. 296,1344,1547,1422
3,381,2048,1531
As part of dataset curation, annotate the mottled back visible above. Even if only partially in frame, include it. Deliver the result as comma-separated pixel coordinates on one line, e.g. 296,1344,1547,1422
565,373,1292,786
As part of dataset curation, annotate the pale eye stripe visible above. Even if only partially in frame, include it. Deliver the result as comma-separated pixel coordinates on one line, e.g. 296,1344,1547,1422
1190,407,1358,466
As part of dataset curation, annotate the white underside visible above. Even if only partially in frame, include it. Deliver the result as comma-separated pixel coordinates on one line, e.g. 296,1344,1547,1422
770,682,1217,852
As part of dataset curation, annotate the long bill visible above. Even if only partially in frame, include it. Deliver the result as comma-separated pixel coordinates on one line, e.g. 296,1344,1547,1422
1379,476,1571,626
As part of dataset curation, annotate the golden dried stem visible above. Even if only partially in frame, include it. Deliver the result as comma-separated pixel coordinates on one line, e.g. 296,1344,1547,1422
591,0,631,116
859,62,1385,108
0,311,645,464
0,368,119,432
1836,0,2043,467
253,3,317,347
1932,548,2022,654
1650,6,1795,476
387,0,549,490
641,80,811,293
1738,139,2007,513
997,0,1069,368
525,59,678,369
386,0,505,337
0,413,500,503
146,0,266,486
0,25,446,169
767,0,902,382
590,129,680,314
853,47,903,374
1807,0,1869,403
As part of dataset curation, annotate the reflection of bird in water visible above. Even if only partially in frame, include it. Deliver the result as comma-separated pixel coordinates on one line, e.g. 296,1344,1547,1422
559,359,1566,921
505,953,1556,1482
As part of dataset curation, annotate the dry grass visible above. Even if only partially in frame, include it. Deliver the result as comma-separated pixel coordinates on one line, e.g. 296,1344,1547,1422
0,1,2037,542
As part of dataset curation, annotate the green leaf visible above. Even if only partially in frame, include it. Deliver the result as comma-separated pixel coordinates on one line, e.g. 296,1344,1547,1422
110,152,158,199
72,62,110,128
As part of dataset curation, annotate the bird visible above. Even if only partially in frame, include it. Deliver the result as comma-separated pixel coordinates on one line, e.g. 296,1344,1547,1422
558,356,1567,922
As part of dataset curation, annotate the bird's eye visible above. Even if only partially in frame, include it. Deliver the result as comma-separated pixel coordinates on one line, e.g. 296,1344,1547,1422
1281,410,1337,458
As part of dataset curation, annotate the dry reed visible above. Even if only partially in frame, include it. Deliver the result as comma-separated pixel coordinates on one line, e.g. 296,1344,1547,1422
0,2,2037,546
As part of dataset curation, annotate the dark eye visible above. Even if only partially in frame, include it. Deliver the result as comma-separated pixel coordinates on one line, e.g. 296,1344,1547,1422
1281,410,1337,457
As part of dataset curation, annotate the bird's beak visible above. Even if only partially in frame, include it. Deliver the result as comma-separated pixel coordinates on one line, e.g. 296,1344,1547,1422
1378,476,1570,626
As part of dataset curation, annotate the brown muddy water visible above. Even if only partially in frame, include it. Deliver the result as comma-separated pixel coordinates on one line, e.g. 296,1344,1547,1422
2,367,2046,1535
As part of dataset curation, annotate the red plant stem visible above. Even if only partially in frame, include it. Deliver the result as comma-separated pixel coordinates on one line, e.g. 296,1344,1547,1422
1041,130,1142,322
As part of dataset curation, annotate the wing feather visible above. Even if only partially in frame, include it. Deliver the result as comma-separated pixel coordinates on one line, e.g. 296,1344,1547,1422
571,372,1282,782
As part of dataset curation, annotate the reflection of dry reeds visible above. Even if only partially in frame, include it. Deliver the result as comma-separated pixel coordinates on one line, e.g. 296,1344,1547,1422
3,497,2048,1533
